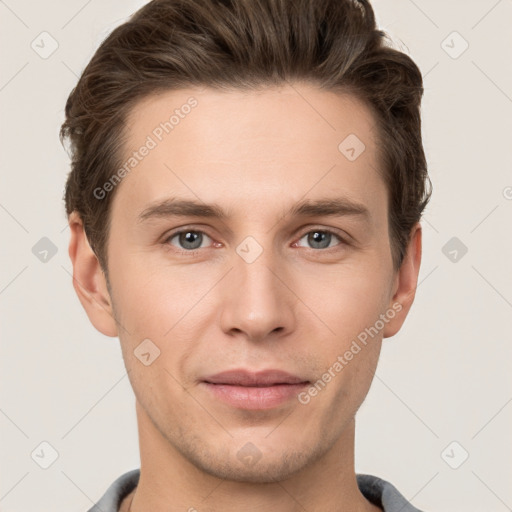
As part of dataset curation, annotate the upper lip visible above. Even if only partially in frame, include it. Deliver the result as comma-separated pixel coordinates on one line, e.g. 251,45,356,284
202,369,309,386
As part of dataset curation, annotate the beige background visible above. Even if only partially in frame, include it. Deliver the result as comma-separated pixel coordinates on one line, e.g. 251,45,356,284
1,0,511,510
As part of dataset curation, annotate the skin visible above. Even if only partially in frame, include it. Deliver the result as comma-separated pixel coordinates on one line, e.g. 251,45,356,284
68,83,422,512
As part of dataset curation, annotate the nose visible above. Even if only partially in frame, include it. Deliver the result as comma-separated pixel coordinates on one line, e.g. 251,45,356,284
219,245,296,343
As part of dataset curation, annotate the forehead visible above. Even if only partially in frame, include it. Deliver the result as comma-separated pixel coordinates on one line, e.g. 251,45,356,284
125,83,379,157
112,83,385,224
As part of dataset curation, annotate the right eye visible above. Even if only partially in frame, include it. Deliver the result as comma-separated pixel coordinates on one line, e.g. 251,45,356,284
164,229,215,252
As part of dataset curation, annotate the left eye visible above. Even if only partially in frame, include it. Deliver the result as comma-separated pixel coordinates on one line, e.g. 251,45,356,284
166,230,213,251
295,230,343,250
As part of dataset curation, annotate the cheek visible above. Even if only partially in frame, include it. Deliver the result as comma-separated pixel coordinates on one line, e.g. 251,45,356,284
111,261,201,411
293,258,392,343
110,254,218,399
108,246,206,339
291,259,389,408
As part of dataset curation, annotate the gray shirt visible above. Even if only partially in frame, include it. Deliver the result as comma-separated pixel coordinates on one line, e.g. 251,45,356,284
87,469,424,511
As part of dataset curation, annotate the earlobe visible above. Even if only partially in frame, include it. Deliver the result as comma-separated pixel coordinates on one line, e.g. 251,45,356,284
68,211,118,338
383,222,422,338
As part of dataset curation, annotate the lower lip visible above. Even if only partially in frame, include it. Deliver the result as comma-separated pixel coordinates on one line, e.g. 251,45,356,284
202,382,309,410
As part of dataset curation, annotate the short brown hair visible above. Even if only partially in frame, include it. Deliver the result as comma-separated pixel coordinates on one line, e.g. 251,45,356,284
61,0,431,275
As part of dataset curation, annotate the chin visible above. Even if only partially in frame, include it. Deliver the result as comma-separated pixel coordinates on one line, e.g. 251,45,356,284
199,455,310,484
181,438,322,484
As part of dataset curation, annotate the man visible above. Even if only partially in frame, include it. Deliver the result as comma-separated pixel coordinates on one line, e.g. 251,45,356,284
62,0,431,510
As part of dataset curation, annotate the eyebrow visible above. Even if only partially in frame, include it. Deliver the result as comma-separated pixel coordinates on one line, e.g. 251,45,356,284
137,196,371,224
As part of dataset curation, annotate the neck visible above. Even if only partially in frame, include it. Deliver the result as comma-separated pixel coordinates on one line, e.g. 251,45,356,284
128,400,380,512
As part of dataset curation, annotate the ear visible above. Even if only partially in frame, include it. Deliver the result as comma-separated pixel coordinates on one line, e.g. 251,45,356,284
68,211,118,337
383,222,422,338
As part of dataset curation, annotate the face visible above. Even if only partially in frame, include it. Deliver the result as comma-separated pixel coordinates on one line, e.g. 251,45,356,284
84,83,416,483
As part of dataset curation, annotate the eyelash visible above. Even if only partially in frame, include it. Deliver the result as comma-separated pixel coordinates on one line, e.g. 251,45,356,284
162,226,349,256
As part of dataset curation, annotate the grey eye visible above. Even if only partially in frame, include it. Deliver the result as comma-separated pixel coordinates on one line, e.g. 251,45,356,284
169,230,211,250
297,230,341,250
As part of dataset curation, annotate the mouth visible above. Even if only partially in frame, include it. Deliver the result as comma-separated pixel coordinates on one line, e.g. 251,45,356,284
201,369,310,410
